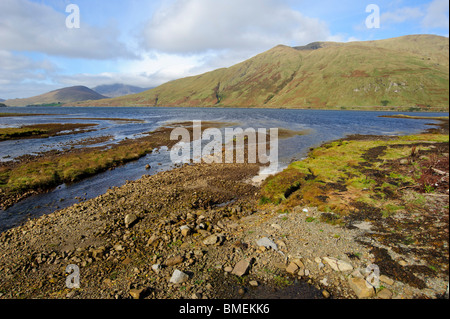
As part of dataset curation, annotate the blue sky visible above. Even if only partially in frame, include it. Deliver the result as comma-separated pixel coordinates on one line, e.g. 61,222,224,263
0,0,448,99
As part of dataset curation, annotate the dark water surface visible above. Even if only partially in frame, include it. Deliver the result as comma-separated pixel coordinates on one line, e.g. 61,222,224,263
0,107,446,232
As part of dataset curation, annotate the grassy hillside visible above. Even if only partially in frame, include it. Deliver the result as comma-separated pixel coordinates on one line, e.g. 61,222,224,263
5,86,107,107
92,83,150,98
76,35,449,110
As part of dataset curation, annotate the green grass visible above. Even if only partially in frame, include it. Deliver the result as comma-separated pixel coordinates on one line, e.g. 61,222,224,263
1,138,155,196
260,132,449,217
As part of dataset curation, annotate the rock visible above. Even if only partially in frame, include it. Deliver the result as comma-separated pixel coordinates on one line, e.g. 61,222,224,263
165,255,184,267
292,258,305,269
170,270,189,284
320,277,329,286
323,257,353,272
180,226,191,237
377,288,393,299
152,264,161,274
322,290,331,298
91,248,105,259
129,288,145,299
249,280,259,287
232,259,251,277
256,237,278,251
114,244,124,251
147,235,159,246
145,164,151,170
203,235,219,245
224,266,233,273
348,277,375,299
379,275,395,286
125,214,138,228
286,262,299,275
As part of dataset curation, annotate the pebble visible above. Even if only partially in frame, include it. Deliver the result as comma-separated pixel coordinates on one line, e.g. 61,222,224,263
203,235,219,245
152,264,161,274
379,275,395,286
256,237,278,251
129,288,145,299
348,277,375,299
323,257,353,272
232,259,251,277
180,226,191,237
169,270,189,284
286,262,299,274
377,288,393,299
125,214,138,228
165,255,184,267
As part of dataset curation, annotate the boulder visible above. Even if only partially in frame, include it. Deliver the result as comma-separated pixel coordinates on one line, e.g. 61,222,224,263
348,277,375,299
323,257,353,272
170,270,189,284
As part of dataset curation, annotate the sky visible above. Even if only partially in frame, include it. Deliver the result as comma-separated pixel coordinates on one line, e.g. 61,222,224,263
0,0,448,99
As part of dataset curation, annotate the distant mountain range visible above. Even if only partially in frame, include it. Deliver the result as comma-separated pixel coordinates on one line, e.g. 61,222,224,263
3,84,151,107
92,84,151,98
73,34,448,110
4,86,107,107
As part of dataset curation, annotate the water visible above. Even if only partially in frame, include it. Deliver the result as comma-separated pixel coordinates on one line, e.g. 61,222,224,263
0,107,445,232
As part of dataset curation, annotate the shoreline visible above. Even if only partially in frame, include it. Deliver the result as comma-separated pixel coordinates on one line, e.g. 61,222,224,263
0,117,448,299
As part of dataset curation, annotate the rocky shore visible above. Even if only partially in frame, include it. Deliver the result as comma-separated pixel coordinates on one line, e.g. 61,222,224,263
1,158,447,300
0,118,448,300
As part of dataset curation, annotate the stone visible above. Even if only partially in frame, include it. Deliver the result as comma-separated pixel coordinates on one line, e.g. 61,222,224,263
203,235,219,245
170,270,189,284
348,277,375,299
152,264,161,274
129,288,145,299
256,237,278,251
379,275,395,286
322,290,331,298
165,255,184,267
91,248,105,259
114,244,124,251
224,266,233,273
292,258,305,269
377,288,393,299
180,226,191,237
286,262,299,275
125,214,138,228
147,235,159,246
249,280,259,287
323,257,353,272
232,259,251,277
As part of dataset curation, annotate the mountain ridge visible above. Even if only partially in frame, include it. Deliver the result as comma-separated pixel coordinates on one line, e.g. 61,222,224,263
92,83,151,98
27,35,450,110
4,86,107,107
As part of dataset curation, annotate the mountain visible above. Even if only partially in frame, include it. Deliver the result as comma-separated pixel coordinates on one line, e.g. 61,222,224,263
92,83,151,98
74,35,449,110
5,86,107,107
0,99,5,102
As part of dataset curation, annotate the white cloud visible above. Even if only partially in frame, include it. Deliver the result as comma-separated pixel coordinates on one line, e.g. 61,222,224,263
381,7,424,24
0,0,134,60
422,0,449,29
140,0,333,54
380,0,449,30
